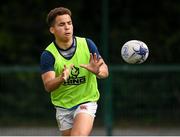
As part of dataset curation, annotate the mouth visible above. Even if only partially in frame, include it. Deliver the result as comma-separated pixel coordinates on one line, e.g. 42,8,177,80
65,32,71,36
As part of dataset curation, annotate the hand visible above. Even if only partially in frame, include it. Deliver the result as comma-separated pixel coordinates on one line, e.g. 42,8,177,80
61,65,71,81
80,53,103,75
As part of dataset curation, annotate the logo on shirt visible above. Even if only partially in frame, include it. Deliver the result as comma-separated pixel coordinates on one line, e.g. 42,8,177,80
80,105,88,110
63,66,86,85
71,66,79,78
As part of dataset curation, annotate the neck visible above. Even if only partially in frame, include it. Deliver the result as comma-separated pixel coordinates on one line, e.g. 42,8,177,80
55,37,73,50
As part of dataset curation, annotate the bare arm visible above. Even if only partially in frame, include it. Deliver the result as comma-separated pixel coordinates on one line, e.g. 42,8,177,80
96,59,109,79
41,65,70,92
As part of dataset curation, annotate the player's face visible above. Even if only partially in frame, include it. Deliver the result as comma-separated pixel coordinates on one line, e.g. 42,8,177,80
50,14,73,42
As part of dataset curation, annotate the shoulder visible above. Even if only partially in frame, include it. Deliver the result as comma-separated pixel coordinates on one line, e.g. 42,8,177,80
85,38,98,51
86,38,95,45
85,38,101,58
40,50,55,74
40,50,54,60
75,36,98,52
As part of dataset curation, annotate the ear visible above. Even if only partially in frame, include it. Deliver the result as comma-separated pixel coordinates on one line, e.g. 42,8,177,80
49,27,54,34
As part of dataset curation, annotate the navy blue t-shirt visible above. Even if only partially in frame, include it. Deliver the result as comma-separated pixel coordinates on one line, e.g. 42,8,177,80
40,38,101,74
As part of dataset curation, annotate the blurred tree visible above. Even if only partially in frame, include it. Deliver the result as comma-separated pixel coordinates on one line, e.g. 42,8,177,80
0,0,180,65
109,0,180,64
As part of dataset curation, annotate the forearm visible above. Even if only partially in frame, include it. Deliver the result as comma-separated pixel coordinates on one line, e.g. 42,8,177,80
42,67,70,93
44,75,65,93
96,63,109,79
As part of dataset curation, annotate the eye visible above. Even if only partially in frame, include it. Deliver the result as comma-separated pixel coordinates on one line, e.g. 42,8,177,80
58,23,64,27
68,21,72,25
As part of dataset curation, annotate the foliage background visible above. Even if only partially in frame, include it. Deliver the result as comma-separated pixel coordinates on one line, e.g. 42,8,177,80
1,0,180,65
1,0,180,131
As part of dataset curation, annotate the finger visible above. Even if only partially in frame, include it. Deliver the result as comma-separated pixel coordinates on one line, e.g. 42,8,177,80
63,68,70,81
70,64,74,69
94,53,98,62
89,53,93,63
64,65,67,70
62,71,67,81
80,64,88,69
69,64,74,72
98,61,103,67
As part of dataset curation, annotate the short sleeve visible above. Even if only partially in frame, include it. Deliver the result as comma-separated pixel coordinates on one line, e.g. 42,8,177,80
86,38,101,59
40,50,55,74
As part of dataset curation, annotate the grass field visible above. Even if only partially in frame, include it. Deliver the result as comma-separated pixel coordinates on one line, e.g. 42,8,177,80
1,126,180,136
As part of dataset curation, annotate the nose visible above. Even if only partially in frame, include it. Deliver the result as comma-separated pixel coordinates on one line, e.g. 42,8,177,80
65,23,70,30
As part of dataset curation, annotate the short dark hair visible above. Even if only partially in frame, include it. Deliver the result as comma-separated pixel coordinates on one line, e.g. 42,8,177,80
47,7,72,27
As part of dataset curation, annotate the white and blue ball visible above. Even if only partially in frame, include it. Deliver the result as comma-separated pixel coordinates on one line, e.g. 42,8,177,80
121,40,149,64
